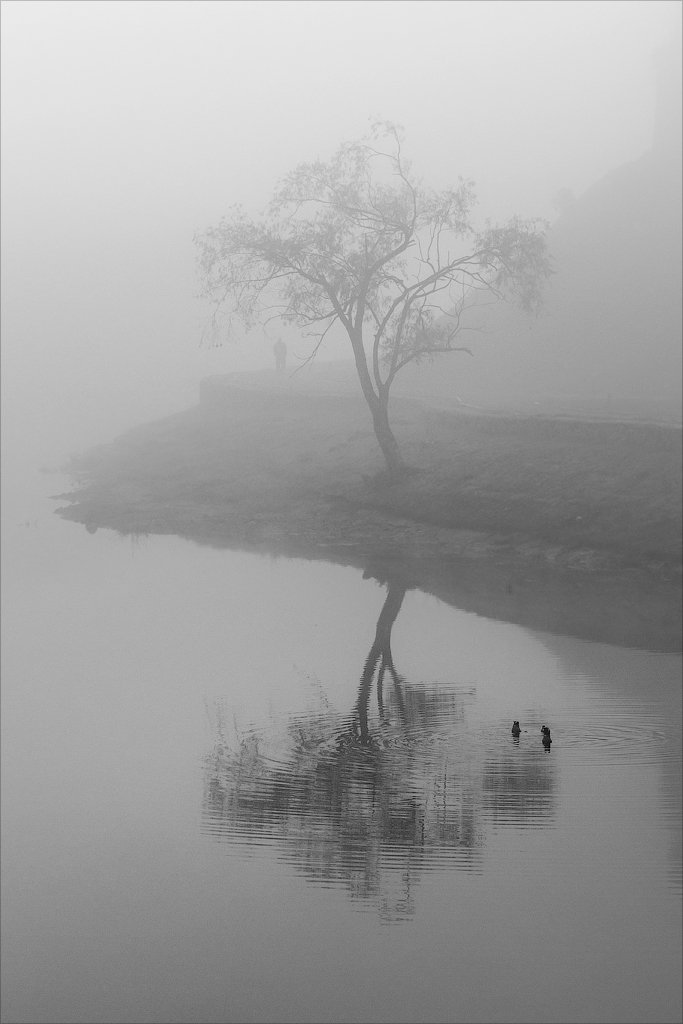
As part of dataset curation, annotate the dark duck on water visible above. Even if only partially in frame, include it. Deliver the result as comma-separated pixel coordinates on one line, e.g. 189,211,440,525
541,725,552,747
511,721,521,737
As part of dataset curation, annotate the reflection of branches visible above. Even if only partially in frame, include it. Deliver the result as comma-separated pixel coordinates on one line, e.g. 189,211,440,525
482,753,555,827
202,577,556,922
203,703,481,923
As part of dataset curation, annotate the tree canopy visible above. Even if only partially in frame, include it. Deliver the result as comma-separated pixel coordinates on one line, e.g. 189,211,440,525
197,121,551,475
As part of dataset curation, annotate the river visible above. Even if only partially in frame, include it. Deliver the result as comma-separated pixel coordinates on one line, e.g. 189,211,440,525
1,465,681,1024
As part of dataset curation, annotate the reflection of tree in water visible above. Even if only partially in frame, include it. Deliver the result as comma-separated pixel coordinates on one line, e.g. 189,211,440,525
481,753,556,826
203,578,556,921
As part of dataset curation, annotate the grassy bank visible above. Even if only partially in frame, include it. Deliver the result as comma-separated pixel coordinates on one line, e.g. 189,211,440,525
59,382,681,566
55,381,681,649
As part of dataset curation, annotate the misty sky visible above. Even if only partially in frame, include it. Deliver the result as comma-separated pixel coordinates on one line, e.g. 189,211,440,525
1,0,680,461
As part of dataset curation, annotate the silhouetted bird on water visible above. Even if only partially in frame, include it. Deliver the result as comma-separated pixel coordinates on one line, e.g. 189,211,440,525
511,721,521,737
541,725,552,747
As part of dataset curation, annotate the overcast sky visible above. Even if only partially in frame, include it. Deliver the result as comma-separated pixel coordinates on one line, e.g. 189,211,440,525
1,0,680,461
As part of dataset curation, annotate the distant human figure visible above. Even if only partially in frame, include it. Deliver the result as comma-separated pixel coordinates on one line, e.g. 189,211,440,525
541,725,552,748
273,338,287,373
511,720,521,737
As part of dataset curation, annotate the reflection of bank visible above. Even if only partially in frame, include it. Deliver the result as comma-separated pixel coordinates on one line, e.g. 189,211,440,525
202,578,557,921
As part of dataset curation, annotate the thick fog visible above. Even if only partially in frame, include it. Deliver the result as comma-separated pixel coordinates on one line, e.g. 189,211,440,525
1,0,680,469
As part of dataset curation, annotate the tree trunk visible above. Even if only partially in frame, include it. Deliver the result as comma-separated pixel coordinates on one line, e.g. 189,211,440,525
348,329,406,478
355,581,407,741
370,397,405,478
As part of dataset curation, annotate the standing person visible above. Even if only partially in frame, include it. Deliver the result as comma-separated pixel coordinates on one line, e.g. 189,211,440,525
273,337,287,373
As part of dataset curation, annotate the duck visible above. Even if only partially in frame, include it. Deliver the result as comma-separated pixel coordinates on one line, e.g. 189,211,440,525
511,721,521,737
541,725,552,746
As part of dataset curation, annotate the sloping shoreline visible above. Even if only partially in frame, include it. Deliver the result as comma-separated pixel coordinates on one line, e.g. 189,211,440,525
55,382,682,651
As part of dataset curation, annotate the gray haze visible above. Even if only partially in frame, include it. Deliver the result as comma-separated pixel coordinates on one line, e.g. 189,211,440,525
1,0,681,466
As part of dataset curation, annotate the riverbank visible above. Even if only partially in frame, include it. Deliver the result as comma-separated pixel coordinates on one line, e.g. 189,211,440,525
55,379,682,650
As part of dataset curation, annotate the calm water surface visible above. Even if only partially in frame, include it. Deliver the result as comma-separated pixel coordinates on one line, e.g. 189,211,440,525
2,470,681,1024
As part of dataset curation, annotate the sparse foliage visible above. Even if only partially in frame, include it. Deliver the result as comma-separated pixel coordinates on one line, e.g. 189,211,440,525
197,121,551,476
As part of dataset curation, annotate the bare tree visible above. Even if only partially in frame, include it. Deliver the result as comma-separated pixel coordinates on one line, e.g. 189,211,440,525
197,121,551,477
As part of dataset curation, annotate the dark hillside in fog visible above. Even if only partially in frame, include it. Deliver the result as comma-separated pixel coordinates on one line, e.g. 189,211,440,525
392,55,682,423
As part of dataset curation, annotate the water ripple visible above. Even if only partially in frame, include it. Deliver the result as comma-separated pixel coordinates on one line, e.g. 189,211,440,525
200,653,681,916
